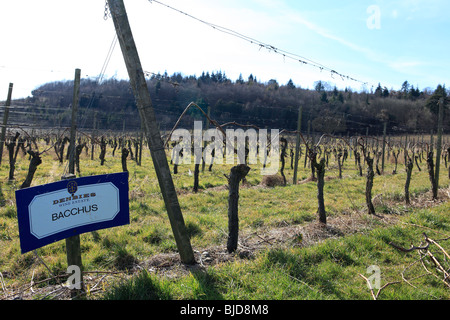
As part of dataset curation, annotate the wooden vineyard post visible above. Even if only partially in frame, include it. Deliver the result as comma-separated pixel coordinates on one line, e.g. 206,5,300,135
0,83,13,166
107,0,195,264
91,111,97,160
226,164,250,253
68,69,80,175
304,120,310,169
448,146,450,180
381,122,387,174
430,130,434,151
63,173,84,299
404,134,408,165
193,163,200,193
434,98,444,198
138,118,144,166
202,105,210,172
65,68,84,298
293,106,302,184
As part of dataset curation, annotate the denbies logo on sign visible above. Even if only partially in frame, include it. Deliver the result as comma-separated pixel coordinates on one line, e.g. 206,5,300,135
67,181,78,194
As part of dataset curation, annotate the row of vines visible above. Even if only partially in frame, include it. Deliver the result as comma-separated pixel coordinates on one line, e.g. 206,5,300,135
2,111,449,254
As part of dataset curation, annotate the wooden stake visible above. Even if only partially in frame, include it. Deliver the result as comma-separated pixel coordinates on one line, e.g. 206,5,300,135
434,98,444,197
68,69,80,175
293,106,302,184
108,0,195,264
381,122,387,174
91,111,97,160
0,83,13,166
202,105,210,172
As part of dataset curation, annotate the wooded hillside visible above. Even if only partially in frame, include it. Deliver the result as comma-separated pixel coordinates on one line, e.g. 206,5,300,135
8,72,449,135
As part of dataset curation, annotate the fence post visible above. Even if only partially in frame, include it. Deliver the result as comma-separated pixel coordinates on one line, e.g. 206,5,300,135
293,106,302,184
0,83,13,166
108,0,195,264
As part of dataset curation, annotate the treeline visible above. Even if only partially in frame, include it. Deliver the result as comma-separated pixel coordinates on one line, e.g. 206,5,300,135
14,71,449,135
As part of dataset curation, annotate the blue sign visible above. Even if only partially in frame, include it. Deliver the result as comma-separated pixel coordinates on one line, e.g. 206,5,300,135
16,172,129,254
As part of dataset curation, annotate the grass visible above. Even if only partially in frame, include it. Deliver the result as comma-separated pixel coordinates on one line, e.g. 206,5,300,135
100,201,450,300
0,139,449,300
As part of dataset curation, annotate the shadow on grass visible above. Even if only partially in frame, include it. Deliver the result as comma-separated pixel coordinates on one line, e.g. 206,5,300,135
188,265,224,300
103,270,173,300
102,265,224,300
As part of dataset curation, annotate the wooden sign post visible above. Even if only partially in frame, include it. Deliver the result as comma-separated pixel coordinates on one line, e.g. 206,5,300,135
66,68,83,297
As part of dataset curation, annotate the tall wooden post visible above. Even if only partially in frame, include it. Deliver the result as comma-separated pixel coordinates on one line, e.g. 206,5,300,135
293,106,302,184
65,69,84,298
434,98,444,197
381,122,387,174
365,127,369,150
68,69,80,175
0,83,13,165
108,0,195,264
304,120,311,168
404,134,408,165
138,117,144,166
91,111,97,160
430,130,434,150
202,105,210,172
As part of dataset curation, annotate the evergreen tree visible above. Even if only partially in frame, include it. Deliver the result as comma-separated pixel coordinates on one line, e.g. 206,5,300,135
401,80,410,98
236,74,244,84
426,84,448,115
286,79,295,89
315,80,325,92
374,83,383,97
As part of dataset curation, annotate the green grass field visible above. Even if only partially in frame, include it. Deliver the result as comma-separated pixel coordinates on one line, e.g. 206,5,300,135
0,140,449,300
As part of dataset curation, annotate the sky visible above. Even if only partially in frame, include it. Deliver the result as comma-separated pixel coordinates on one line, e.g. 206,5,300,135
0,0,449,99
